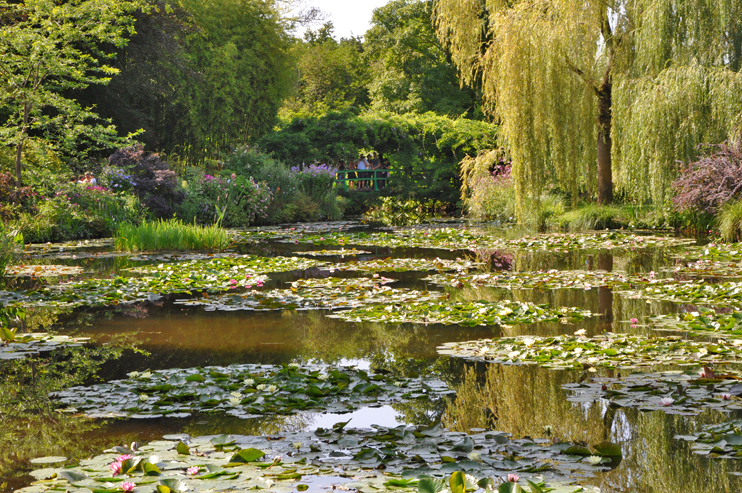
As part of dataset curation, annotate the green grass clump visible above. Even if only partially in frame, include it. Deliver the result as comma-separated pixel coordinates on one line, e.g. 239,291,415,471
554,204,626,230
718,199,742,242
115,219,230,252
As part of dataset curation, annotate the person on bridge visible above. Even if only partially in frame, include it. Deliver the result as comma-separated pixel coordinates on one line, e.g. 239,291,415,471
357,154,370,189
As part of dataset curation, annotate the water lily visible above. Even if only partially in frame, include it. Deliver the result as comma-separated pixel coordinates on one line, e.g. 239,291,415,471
293,442,302,449
229,397,241,406
574,329,586,336
187,466,199,475
467,452,480,460
244,378,255,386
256,384,267,391
507,351,520,360
230,391,242,398
140,371,152,379
523,337,535,348
659,397,674,406
318,374,329,381
127,371,140,378
121,482,135,492
720,393,732,400
117,454,133,463
630,318,638,325
109,460,122,476
266,384,278,393
256,280,264,287
573,347,584,356
288,362,300,368
139,394,148,402
506,474,519,483
584,456,602,465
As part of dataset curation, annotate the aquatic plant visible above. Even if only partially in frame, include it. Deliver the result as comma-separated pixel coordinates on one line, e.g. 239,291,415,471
115,219,231,252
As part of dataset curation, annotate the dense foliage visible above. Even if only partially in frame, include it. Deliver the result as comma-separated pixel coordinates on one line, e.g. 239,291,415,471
258,109,497,205
434,0,742,216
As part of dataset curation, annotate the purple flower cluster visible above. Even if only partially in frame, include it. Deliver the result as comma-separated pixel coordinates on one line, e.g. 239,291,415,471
290,164,337,177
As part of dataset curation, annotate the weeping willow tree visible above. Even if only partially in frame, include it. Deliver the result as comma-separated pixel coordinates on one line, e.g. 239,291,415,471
434,0,742,218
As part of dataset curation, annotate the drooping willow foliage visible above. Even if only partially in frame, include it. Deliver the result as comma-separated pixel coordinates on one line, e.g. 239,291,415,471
434,0,742,217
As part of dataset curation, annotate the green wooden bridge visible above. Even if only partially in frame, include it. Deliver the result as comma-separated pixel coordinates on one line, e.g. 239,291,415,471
335,169,393,191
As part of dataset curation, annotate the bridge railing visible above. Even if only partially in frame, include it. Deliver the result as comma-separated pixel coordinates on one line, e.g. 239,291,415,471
335,169,393,191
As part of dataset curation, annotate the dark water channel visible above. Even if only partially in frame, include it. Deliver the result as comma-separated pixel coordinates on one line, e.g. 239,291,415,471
5,225,742,492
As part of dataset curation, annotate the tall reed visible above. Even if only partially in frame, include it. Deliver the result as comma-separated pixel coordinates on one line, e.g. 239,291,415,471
114,219,230,252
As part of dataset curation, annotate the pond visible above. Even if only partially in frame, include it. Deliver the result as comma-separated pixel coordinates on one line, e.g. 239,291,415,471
4,223,742,493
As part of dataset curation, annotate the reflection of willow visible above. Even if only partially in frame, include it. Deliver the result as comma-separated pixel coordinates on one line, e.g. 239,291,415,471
512,247,674,275
593,409,742,492
391,395,450,427
182,412,313,437
442,363,608,444
7,305,73,334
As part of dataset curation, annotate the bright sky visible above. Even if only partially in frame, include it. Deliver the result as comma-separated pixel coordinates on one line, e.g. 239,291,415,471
300,0,391,40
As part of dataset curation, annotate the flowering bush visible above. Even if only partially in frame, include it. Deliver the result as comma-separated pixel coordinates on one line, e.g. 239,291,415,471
105,145,184,218
466,163,516,222
178,172,272,227
672,141,742,214
11,184,142,242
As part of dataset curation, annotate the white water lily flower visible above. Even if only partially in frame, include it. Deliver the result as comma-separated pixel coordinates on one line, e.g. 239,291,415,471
149,455,160,465
289,363,300,368
733,340,742,347
573,347,584,356
293,442,302,449
139,394,148,402
128,371,140,378
256,384,267,391
467,452,480,461
244,378,255,386
140,371,152,379
508,351,521,360
229,397,241,406
230,391,242,398
574,329,587,336
318,374,329,381
266,385,278,393
498,308,512,316
659,397,674,406
523,337,536,348
584,456,602,465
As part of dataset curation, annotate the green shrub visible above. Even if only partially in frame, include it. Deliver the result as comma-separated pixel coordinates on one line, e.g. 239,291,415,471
114,219,230,252
363,197,450,226
718,199,742,242
10,185,142,243
553,204,625,231
0,222,23,277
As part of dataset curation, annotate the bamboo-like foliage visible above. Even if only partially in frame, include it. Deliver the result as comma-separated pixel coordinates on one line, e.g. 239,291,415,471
435,0,742,215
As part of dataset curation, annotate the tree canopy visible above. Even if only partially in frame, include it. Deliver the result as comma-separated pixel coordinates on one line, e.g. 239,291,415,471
0,0,142,185
434,0,742,217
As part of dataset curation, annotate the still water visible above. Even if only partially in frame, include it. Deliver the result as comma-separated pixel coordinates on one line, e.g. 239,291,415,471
5,224,742,492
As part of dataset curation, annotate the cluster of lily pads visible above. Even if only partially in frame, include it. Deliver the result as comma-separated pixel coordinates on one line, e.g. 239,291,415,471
648,309,742,338
53,363,453,419
21,425,616,493
675,418,742,457
563,369,742,416
296,248,370,257
423,270,661,291
437,332,742,369
0,255,328,308
621,280,742,307
327,257,481,273
4,265,84,277
275,229,693,254
0,329,87,361
328,301,594,327
174,281,448,312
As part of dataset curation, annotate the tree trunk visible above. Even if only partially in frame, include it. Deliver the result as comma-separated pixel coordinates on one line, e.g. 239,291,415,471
596,81,613,204
15,102,30,187
15,138,23,186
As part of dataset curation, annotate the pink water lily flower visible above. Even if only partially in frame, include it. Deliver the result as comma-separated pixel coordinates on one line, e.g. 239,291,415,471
720,393,732,400
507,474,519,483
187,466,200,475
109,461,123,476
256,280,264,287
229,279,238,285
117,454,133,462
121,482,135,492
630,318,638,325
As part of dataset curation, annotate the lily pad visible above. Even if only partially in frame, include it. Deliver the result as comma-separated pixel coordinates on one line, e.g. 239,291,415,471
438,332,742,369
52,363,454,419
